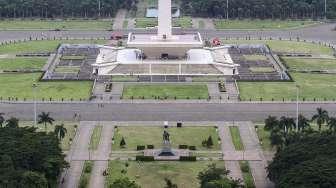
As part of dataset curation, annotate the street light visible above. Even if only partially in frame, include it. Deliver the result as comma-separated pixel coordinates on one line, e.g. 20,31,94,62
32,83,37,127
325,0,327,20
226,0,229,20
296,85,300,132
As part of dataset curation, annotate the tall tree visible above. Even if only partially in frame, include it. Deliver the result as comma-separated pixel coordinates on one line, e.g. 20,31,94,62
5,117,19,128
38,112,55,131
54,124,67,140
311,108,329,131
0,113,4,128
298,114,310,132
327,117,336,134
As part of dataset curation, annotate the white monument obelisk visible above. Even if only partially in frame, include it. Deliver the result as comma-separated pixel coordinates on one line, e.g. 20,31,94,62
158,0,172,39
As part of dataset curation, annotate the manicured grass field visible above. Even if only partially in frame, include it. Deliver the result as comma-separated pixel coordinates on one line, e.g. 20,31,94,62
112,126,220,151
89,126,102,150
239,161,256,188
223,40,334,56
0,73,92,100
249,67,275,73
135,17,192,28
214,19,318,30
283,57,336,71
79,161,93,188
0,57,47,70
122,84,209,99
229,126,244,150
54,66,81,73
243,55,268,61
239,72,336,101
0,39,107,54
255,124,273,151
20,121,77,151
106,161,226,188
0,20,113,30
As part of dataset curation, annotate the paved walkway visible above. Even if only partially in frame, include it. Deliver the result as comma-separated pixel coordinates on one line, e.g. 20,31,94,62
239,122,274,188
89,122,115,188
60,121,95,188
93,82,124,101
192,18,215,30
218,124,243,181
113,9,127,30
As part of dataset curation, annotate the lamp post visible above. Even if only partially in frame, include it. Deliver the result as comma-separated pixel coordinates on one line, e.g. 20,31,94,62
32,83,37,127
296,85,300,132
226,0,229,20
325,0,327,20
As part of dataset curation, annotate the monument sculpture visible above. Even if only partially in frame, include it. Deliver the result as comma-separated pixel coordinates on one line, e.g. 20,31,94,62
159,129,175,156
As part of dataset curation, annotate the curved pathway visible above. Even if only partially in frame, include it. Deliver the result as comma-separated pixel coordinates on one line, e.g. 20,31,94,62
0,23,335,45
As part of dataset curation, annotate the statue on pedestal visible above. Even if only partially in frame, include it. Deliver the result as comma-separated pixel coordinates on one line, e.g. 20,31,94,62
159,129,174,156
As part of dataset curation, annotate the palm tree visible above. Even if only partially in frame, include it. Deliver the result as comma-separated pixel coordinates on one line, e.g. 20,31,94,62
327,117,336,134
264,116,279,131
311,108,329,131
54,124,67,140
5,117,19,128
0,113,5,128
38,112,55,132
298,114,310,132
279,116,295,135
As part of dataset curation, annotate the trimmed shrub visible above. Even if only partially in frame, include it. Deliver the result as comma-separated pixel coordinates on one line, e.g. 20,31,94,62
147,145,154,149
137,145,146,151
136,156,155,161
179,156,197,161
179,145,188,149
189,146,196,150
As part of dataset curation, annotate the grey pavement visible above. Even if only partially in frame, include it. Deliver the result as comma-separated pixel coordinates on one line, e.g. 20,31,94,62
192,18,215,30
207,83,221,100
2,102,336,122
113,9,127,30
239,122,274,188
61,121,95,188
1,23,336,45
89,122,115,188
218,125,243,181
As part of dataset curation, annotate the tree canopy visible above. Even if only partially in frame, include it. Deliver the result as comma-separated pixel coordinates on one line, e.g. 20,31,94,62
0,126,67,187
181,0,336,19
267,132,336,187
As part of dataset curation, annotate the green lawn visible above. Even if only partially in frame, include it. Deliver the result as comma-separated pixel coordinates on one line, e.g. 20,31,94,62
249,67,275,73
54,66,81,73
0,73,92,100
20,121,77,151
90,126,103,151
0,20,113,30
243,55,268,61
123,20,129,29
239,161,256,188
283,57,336,71
122,84,209,99
112,126,220,151
106,161,225,188
198,20,205,29
0,39,107,54
214,19,319,30
229,126,244,150
239,72,336,101
135,17,192,28
255,124,273,151
0,57,47,70
223,40,334,56
79,161,93,188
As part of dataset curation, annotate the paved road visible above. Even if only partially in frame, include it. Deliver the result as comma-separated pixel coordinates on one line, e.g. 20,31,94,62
61,122,95,188
1,23,335,45
218,124,243,181
1,102,336,122
239,122,274,188
89,123,115,188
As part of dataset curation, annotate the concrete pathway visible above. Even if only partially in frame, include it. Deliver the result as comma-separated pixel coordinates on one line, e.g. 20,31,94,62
92,82,124,101
60,121,95,188
239,122,274,188
192,18,215,30
218,124,243,181
89,122,115,188
207,83,221,100
113,9,127,30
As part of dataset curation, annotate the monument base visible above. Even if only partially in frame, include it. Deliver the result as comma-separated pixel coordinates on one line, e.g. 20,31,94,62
144,149,190,161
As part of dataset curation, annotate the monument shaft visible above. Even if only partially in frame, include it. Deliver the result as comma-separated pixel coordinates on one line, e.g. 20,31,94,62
158,0,172,38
